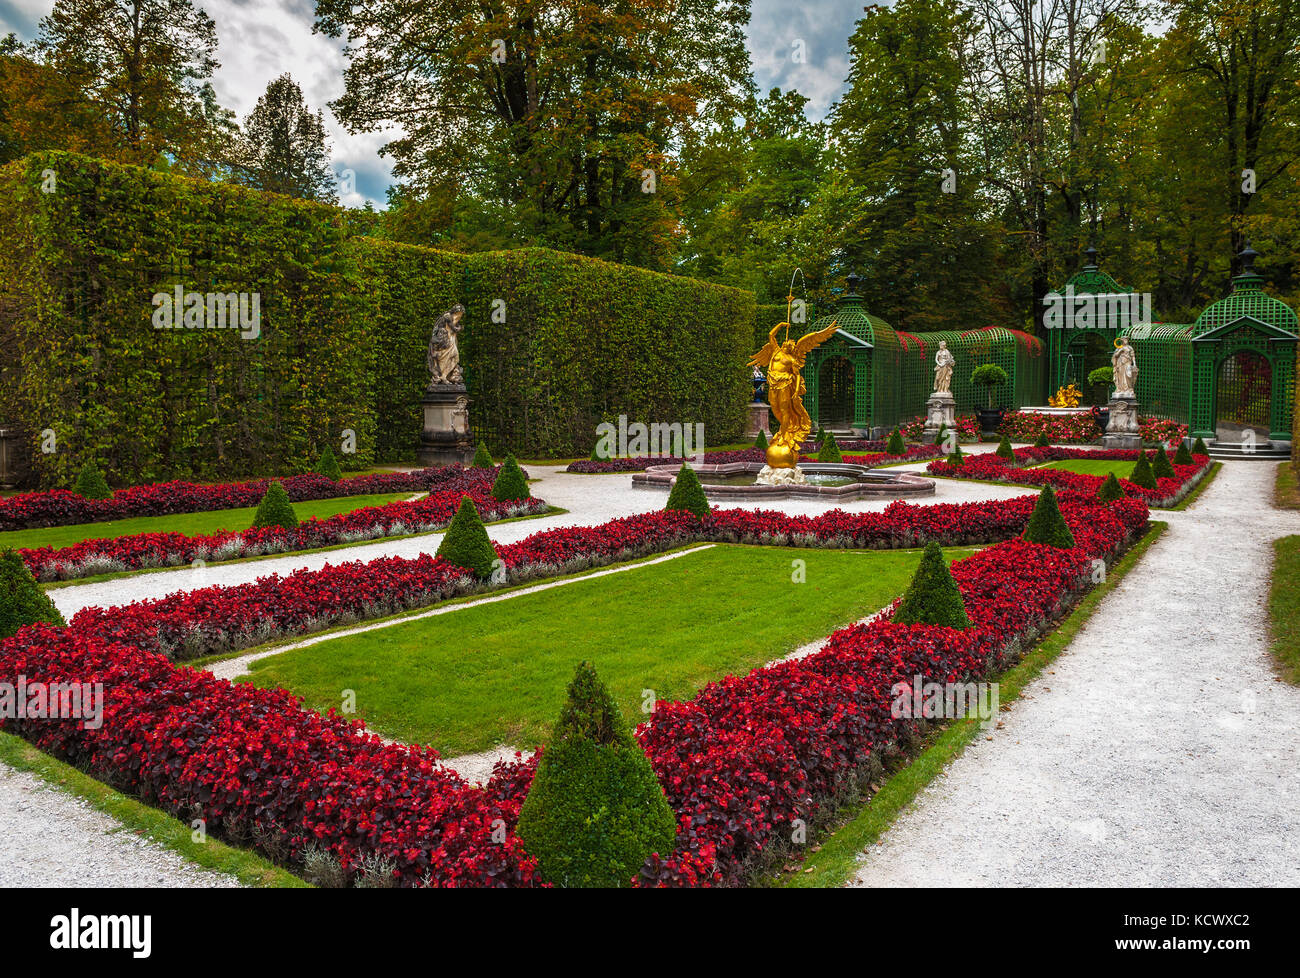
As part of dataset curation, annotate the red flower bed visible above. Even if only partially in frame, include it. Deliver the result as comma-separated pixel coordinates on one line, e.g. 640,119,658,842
2,492,1150,886
0,466,487,532
900,414,981,442
21,473,546,583
568,443,938,473
926,447,1210,507
998,409,1189,446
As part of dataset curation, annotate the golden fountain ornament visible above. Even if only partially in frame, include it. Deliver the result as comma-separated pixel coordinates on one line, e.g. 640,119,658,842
748,295,838,484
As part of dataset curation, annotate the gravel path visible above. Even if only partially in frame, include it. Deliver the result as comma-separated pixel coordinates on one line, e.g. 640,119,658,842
848,460,1300,887
0,764,238,888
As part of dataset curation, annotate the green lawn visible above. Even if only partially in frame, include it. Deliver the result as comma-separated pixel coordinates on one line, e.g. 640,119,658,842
0,492,415,551
1037,458,1135,478
1269,536,1300,684
240,544,974,756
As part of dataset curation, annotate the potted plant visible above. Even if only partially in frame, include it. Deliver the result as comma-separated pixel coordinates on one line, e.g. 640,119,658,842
1087,366,1114,431
970,363,1009,438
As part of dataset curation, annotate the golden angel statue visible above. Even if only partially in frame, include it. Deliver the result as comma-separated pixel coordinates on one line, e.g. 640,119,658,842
748,317,839,469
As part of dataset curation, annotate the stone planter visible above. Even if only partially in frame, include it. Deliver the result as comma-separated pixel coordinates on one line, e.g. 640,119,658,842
975,407,1004,439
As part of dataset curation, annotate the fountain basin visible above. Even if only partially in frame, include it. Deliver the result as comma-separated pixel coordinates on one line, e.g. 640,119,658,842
632,462,934,501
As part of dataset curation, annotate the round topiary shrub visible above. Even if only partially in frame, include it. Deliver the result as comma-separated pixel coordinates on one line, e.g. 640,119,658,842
492,454,530,502
73,461,112,501
1173,441,1193,466
1097,472,1126,503
887,428,906,455
471,442,494,468
817,435,843,463
0,549,65,640
665,463,710,519
1022,484,1075,548
251,481,299,530
315,445,342,481
995,434,1015,461
516,662,678,888
893,541,971,629
436,496,499,578
1129,450,1157,490
754,428,768,450
1152,445,1176,479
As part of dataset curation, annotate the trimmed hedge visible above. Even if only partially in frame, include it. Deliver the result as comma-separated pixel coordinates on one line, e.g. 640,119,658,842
665,464,710,518
886,428,906,455
73,462,111,500
1097,472,1125,502
491,455,530,502
892,541,970,629
251,481,299,530
995,434,1015,461
817,436,843,463
0,152,755,486
1152,445,1176,479
315,446,342,481
435,496,498,577
471,443,494,469
1023,485,1075,548
1173,441,1193,466
0,548,65,640
1129,450,1158,490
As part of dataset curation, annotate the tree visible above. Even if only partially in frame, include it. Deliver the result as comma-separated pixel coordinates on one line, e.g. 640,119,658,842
316,0,750,268
436,496,499,577
0,34,111,164
893,541,971,628
1023,484,1075,548
665,464,710,519
251,481,299,530
239,73,337,202
37,0,232,173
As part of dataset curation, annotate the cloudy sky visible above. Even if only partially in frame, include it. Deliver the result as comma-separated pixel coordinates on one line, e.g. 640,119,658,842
0,0,863,207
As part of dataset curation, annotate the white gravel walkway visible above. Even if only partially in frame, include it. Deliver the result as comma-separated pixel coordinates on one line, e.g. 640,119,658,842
848,460,1300,887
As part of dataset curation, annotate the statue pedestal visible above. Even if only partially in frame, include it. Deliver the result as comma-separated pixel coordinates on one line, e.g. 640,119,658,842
745,402,770,439
755,464,807,487
921,392,956,444
1100,394,1142,450
417,384,475,468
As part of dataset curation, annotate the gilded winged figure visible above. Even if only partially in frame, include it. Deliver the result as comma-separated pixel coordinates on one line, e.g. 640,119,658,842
748,317,839,468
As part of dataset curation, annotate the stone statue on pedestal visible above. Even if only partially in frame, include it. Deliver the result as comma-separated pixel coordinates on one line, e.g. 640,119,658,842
933,341,955,394
426,304,465,388
923,341,957,444
417,304,475,467
1102,336,1142,449
1112,336,1138,397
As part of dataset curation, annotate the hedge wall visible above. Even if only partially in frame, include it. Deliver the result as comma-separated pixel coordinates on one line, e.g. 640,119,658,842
0,152,755,486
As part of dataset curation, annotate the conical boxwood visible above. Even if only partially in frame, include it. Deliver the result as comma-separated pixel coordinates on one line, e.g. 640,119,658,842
315,445,342,481
1152,445,1176,479
948,441,965,466
0,549,65,640
516,663,677,887
1191,436,1208,455
754,428,768,450
1023,484,1075,548
665,463,710,519
995,434,1015,461
1173,441,1193,466
1097,472,1126,502
1034,431,1051,448
73,461,112,501
817,435,843,463
436,496,499,578
1129,451,1157,490
251,481,299,530
471,442,494,468
492,454,530,502
886,428,906,455
893,542,971,629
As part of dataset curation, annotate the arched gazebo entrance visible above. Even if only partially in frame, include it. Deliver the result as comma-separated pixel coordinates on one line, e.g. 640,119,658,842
818,355,855,427
1214,349,1272,442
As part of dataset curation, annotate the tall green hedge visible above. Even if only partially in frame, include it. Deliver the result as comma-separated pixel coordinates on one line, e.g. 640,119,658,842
0,152,755,485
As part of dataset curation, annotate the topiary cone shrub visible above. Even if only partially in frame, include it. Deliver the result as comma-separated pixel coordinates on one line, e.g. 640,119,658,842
436,496,499,578
1097,472,1126,503
886,428,906,455
1129,450,1157,490
754,428,768,450
1173,441,1194,466
315,445,342,481
516,662,677,887
995,434,1015,461
73,461,112,501
817,435,843,463
471,442,494,468
1152,445,1176,479
251,481,299,529
1191,436,1208,455
665,463,710,519
893,541,971,629
1034,431,1051,448
0,549,65,640
1022,484,1075,549
492,454,530,502
948,441,965,466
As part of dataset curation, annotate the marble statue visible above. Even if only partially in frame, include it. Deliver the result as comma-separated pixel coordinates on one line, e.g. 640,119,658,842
933,340,955,394
426,304,465,388
1112,336,1138,397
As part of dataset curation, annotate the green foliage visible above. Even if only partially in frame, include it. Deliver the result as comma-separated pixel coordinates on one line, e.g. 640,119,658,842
1097,472,1126,502
516,662,677,888
754,428,768,450
886,428,906,455
1152,444,1176,479
1129,450,1158,489
435,496,499,578
1173,440,1194,466
315,445,342,481
251,481,299,530
1191,436,1208,455
471,442,493,468
892,542,971,629
1087,366,1114,388
1023,485,1075,549
0,549,65,640
1034,431,1051,448
491,454,530,502
73,461,111,500
970,363,1009,407
238,74,337,202
817,435,843,462
995,434,1015,461
948,441,965,466
665,463,711,519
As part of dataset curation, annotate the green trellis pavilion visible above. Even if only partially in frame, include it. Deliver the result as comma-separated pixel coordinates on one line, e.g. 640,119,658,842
790,248,1297,447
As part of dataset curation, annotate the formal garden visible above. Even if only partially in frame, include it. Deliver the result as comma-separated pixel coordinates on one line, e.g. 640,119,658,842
1,0,1299,911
